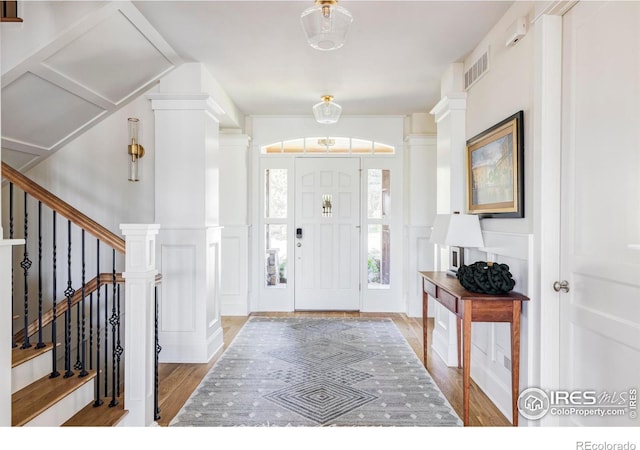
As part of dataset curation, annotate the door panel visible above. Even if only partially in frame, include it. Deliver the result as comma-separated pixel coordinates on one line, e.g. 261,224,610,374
294,158,360,310
560,1,640,426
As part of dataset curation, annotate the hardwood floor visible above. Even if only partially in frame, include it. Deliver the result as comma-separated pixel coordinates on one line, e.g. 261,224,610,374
156,312,510,427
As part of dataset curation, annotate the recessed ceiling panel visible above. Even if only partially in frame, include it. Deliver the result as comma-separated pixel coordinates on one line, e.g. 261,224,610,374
43,10,173,104
1,148,40,171
2,72,105,149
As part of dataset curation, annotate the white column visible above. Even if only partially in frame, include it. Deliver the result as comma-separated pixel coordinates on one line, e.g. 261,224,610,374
404,134,437,318
429,63,467,367
219,131,250,316
120,224,159,427
148,88,224,363
1,239,24,426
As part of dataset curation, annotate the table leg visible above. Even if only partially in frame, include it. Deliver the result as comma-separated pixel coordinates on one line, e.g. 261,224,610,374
511,301,521,427
422,289,429,367
456,317,462,369
462,300,472,426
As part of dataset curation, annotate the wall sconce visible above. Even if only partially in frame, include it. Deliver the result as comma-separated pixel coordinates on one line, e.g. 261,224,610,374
127,117,145,182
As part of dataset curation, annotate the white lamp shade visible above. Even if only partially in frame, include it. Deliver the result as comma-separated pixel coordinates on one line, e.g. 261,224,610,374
312,98,342,124
430,213,484,248
300,3,353,51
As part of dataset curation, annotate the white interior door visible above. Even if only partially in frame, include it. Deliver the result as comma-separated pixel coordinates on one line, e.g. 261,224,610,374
294,158,360,310
560,1,640,426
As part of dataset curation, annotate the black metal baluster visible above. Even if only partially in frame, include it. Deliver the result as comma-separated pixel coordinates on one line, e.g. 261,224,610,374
9,183,16,348
50,211,60,378
154,284,162,421
109,249,119,407
78,229,88,377
103,283,108,399
20,192,32,349
93,240,103,406
63,220,74,378
36,201,45,349
115,283,122,399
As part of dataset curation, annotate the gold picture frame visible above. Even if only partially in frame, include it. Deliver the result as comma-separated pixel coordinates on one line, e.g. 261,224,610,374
466,110,524,218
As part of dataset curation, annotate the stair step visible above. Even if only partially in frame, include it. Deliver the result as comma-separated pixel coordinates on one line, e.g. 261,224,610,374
12,370,96,426
63,396,128,426
11,342,57,368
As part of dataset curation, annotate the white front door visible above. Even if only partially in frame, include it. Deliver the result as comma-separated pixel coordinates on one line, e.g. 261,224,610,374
294,158,361,310
559,1,640,426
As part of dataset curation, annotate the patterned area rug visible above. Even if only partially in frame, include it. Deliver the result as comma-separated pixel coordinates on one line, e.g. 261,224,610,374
169,317,462,427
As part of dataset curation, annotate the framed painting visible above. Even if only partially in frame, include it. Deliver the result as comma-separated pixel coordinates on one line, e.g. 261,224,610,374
466,110,524,218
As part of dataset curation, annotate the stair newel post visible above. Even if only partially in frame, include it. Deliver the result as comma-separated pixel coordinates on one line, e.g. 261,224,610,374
120,224,160,426
1,238,25,426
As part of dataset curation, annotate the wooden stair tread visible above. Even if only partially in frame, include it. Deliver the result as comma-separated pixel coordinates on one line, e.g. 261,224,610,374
12,370,97,426
11,342,58,368
63,396,128,426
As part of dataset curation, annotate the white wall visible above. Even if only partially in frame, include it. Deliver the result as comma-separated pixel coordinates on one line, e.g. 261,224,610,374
465,1,535,235
12,91,156,231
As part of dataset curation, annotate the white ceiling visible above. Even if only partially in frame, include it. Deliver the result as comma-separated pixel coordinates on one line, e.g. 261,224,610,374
134,0,513,117
1,0,513,171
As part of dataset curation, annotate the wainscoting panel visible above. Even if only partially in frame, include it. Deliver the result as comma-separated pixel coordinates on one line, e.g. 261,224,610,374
467,231,533,423
157,226,224,363
220,226,249,316
160,244,196,332
405,226,435,318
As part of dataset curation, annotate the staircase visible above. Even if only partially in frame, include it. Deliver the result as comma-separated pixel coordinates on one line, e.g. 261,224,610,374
2,161,161,427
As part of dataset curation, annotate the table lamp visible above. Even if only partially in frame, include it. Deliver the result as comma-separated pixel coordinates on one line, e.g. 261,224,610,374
430,212,484,277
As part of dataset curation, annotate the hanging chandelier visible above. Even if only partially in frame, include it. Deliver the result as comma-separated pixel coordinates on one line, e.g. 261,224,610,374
313,95,342,124
300,0,353,51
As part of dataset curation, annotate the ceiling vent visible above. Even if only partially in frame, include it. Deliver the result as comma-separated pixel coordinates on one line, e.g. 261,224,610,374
464,49,489,91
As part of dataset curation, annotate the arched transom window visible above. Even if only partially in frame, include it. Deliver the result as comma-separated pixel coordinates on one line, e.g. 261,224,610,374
262,137,395,154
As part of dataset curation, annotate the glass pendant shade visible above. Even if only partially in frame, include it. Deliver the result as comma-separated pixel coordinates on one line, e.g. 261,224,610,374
300,1,353,51
313,96,342,124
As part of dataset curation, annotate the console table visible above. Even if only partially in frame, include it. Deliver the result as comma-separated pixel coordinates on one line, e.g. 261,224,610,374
418,271,529,426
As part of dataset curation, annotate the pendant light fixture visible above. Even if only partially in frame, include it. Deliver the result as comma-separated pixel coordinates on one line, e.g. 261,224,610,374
313,95,342,124
300,0,353,51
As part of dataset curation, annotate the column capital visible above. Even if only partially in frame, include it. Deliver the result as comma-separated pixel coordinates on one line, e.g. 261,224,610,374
146,93,225,120
429,93,467,123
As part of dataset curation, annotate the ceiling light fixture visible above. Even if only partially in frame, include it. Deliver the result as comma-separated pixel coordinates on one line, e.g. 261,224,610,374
313,95,342,124
300,0,353,51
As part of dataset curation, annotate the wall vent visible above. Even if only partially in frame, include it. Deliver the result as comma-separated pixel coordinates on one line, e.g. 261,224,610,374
464,49,489,91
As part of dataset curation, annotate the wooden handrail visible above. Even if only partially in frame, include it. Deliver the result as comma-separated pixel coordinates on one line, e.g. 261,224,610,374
1,162,125,253
1,1,22,22
14,273,162,342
